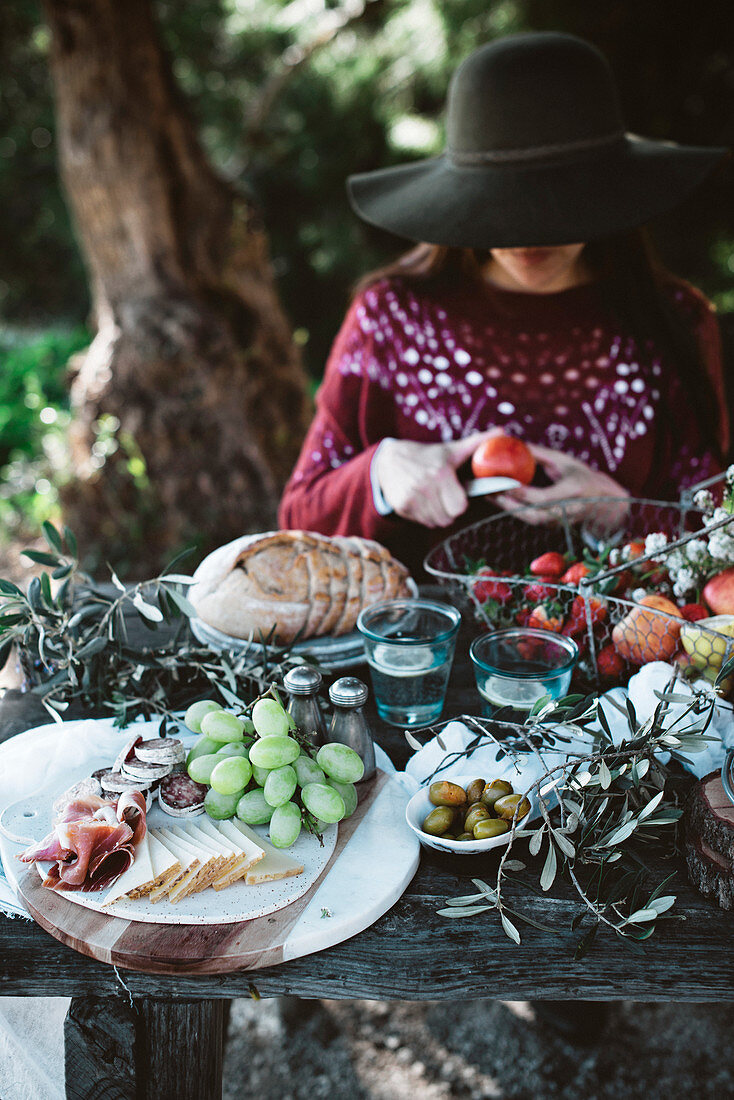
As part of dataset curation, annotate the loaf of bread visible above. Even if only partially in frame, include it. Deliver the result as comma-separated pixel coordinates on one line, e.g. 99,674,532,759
190,531,413,643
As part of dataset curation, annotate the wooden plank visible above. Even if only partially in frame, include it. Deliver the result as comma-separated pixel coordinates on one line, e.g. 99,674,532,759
136,999,226,1100
64,996,137,1100
4,849,734,1001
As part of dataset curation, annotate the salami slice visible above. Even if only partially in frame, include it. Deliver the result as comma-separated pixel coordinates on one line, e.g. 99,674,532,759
135,737,186,765
121,755,173,781
158,773,207,817
100,769,154,794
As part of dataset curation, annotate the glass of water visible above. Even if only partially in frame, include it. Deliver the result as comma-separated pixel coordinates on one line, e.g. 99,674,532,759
357,599,461,727
470,628,578,721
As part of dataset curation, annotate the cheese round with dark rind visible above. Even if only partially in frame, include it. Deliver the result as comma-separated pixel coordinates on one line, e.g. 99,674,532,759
158,773,207,817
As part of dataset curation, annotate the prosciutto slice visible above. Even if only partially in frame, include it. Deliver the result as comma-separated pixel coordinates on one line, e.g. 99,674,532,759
116,790,147,845
19,782,148,892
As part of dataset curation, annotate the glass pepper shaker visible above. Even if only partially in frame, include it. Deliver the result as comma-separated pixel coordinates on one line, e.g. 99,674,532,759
328,677,376,782
283,665,327,748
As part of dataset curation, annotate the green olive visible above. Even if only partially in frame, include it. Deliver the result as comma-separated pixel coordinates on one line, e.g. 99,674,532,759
464,804,491,833
422,806,456,835
439,832,456,841
464,778,485,804
428,781,468,807
473,818,510,840
480,779,514,808
494,793,531,821
455,832,474,842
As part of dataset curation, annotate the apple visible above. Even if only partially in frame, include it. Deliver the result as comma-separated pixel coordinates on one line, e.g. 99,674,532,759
471,433,536,484
703,569,734,616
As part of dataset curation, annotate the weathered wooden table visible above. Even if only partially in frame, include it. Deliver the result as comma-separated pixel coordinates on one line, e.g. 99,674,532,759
1,604,732,1100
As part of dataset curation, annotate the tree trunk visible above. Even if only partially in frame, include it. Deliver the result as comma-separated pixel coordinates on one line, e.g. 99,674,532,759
43,0,312,574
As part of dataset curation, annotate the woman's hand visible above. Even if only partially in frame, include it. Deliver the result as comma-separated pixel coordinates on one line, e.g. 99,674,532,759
495,444,630,527
372,432,497,527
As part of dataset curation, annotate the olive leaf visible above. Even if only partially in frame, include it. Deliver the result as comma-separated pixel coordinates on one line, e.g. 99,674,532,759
500,912,521,944
540,840,557,892
528,826,545,857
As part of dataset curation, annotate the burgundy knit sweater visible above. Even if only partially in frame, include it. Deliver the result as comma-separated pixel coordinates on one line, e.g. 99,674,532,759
279,275,728,575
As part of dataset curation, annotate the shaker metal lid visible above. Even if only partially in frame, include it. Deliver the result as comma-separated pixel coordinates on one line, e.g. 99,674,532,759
283,665,323,695
329,676,368,707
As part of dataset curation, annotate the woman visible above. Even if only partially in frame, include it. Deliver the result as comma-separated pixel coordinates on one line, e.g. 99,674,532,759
279,32,729,575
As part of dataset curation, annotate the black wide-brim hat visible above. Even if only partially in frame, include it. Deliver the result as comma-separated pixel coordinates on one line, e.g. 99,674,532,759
347,32,729,249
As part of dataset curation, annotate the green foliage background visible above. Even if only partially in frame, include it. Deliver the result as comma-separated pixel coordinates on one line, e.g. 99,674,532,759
1,0,733,532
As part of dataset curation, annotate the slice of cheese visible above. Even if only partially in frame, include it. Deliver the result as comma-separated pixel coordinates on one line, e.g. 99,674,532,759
175,822,239,878
156,827,220,900
168,823,230,876
187,819,251,886
148,834,182,894
232,820,305,884
207,819,265,890
149,828,203,903
102,835,156,906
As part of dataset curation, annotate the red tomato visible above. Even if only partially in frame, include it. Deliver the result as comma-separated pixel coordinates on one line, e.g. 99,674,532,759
471,433,536,485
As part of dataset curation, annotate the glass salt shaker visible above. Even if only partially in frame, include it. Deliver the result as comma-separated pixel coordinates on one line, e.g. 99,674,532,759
328,677,376,782
284,665,327,747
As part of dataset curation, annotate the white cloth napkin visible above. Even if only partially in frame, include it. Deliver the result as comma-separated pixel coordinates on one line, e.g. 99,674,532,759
0,716,164,917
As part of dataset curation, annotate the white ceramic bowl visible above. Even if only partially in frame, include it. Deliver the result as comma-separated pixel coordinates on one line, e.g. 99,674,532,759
405,772,534,856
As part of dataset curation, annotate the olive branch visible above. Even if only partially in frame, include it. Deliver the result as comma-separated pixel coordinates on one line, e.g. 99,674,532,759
406,670,729,955
0,522,307,728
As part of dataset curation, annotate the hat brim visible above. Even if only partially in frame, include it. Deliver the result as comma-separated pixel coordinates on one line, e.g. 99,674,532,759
347,136,728,248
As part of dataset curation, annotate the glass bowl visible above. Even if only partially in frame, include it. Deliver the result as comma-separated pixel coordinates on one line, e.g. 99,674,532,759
470,628,579,715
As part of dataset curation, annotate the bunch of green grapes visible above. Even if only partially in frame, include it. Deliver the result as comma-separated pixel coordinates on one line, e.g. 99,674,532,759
183,694,364,848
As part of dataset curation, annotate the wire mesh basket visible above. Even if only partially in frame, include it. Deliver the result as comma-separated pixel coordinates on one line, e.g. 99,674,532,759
424,494,734,694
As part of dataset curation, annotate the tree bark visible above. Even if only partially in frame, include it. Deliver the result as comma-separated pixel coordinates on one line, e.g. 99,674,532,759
43,0,312,573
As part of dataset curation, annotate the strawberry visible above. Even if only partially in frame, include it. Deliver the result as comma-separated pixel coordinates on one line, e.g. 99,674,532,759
528,606,563,633
560,562,591,585
515,607,533,627
562,616,586,639
611,568,633,596
623,540,645,560
473,568,512,605
679,602,708,622
597,644,625,680
530,552,566,579
570,595,608,625
523,582,557,603
517,635,545,661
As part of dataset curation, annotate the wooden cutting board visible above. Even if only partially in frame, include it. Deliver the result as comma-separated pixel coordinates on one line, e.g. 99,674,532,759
13,768,420,974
